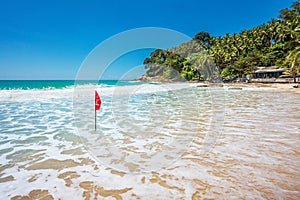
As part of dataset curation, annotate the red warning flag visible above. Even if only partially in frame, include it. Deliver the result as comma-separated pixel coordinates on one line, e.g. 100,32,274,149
95,91,101,110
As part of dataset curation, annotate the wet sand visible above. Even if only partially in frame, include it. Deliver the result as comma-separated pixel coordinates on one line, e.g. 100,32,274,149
224,82,300,94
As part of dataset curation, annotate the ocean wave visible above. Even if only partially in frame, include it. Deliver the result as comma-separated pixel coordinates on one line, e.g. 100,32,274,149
0,82,195,102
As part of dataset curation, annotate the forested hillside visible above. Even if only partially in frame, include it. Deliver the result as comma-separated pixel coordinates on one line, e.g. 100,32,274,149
143,1,300,82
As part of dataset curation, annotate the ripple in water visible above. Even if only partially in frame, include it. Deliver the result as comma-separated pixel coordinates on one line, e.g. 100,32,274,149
0,84,299,199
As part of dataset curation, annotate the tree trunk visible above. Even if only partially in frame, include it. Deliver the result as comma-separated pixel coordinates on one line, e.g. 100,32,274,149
293,73,296,83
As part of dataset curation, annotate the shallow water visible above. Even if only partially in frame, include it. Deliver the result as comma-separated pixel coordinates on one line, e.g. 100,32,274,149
0,84,299,199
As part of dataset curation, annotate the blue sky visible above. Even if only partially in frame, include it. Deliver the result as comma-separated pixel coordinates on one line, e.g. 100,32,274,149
0,0,294,80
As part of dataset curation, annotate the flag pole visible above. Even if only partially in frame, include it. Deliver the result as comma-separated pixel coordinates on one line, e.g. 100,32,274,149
94,90,101,131
95,90,97,131
95,106,97,131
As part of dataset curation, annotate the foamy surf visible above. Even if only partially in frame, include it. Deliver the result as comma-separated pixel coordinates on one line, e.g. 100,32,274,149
0,83,299,199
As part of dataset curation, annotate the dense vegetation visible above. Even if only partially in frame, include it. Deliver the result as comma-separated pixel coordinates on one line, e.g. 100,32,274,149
143,1,300,82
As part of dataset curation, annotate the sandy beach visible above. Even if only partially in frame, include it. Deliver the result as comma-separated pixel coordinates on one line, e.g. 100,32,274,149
221,82,300,94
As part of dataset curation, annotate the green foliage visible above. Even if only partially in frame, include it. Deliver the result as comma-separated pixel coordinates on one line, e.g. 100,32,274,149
285,46,300,82
194,32,212,49
143,1,300,81
221,67,234,80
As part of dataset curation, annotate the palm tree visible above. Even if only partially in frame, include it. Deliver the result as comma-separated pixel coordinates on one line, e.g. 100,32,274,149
286,46,300,83
188,52,220,81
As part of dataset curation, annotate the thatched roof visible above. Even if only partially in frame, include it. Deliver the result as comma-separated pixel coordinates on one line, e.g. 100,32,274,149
254,66,285,73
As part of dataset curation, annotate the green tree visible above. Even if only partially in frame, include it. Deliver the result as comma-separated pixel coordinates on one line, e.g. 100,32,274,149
194,32,212,50
286,46,300,83
143,1,300,82
189,52,220,81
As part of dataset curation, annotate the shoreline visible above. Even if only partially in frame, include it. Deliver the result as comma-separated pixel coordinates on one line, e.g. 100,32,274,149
135,76,300,92
135,77,300,94
224,82,300,94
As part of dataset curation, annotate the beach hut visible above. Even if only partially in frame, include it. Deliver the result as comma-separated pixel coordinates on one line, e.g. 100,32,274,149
251,66,285,79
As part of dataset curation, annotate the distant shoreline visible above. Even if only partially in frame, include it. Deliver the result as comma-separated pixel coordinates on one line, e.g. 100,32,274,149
215,82,300,94
134,76,300,94
240,82,300,94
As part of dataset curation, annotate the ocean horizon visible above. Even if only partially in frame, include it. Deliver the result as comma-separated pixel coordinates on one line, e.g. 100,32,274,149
0,80,149,90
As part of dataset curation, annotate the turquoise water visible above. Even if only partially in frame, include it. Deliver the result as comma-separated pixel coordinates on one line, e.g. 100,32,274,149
0,80,148,90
